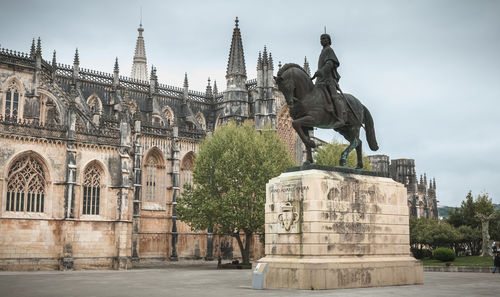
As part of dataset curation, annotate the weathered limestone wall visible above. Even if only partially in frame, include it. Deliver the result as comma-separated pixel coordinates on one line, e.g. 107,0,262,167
258,169,423,289
0,135,133,270
0,219,62,270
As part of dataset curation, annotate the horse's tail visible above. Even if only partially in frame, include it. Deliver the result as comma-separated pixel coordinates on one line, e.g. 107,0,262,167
363,107,379,151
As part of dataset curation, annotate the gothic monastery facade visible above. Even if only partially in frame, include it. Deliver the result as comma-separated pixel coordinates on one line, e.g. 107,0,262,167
0,18,305,270
368,155,438,219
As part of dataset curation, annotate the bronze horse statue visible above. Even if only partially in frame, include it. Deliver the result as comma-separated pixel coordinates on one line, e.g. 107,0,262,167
274,63,379,168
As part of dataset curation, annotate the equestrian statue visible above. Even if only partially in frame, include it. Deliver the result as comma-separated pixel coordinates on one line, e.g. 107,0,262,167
274,33,379,168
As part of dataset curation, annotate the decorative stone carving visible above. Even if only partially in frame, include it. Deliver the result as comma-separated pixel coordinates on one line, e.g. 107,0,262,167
277,202,299,233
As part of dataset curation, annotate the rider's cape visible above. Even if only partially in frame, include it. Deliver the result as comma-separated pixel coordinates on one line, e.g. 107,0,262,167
318,46,341,82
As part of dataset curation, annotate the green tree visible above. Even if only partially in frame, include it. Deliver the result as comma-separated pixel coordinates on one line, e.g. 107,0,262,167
447,191,481,228
314,140,372,170
410,217,431,248
177,121,295,264
474,193,495,256
489,209,500,242
426,221,461,249
410,217,460,251
456,225,481,255
446,191,496,255
475,193,495,218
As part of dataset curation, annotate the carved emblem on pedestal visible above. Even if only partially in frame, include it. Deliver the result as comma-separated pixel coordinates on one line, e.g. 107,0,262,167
278,202,299,232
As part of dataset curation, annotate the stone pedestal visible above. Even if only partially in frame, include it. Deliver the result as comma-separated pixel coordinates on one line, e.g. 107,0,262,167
256,167,423,290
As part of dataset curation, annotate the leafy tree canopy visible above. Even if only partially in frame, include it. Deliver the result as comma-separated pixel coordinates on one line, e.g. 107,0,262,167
177,121,295,264
447,191,496,229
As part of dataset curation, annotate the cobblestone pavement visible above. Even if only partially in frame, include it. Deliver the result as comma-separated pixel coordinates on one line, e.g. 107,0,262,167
1,264,499,297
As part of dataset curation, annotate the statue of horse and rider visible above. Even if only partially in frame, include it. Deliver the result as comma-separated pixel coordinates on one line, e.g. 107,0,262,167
274,33,379,169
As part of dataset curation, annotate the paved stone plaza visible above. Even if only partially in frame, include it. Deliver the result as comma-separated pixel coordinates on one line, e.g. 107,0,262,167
0,263,499,297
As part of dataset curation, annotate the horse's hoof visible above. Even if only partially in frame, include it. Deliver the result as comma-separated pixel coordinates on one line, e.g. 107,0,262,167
339,159,346,167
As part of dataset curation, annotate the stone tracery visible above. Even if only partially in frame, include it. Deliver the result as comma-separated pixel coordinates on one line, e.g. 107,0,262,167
6,154,46,212
82,162,102,215
3,79,22,118
143,149,165,203
163,106,174,126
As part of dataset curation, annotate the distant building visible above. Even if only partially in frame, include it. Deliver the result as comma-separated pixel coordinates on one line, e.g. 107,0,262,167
367,155,438,219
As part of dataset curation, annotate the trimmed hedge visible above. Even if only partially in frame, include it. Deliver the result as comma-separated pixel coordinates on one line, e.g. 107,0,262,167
433,247,456,262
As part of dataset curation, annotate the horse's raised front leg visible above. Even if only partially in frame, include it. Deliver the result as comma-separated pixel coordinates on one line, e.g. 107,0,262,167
292,116,317,149
355,139,363,169
340,138,358,167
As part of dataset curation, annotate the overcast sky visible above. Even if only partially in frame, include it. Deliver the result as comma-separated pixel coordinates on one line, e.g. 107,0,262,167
1,0,499,206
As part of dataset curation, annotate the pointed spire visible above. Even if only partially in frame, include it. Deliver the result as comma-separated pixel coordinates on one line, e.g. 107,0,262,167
113,58,119,87
183,72,189,88
205,77,213,97
278,61,282,69
131,21,148,81
226,17,246,77
424,173,427,186
303,56,311,76
150,65,156,78
433,177,436,190
213,80,218,95
257,52,263,70
419,175,423,185
36,37,42,56
52,50,57,68
413,174,418,193
72,48,80,81
268,52,274,69
263,45,268,66
73,48,79,65
149,65,157,94
30,38,36,58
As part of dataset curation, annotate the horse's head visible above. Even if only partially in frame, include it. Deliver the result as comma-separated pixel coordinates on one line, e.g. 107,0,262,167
274,63,314,107
274,75,296,106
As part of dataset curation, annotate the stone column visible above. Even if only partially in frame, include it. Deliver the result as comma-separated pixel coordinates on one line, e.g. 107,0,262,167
170,127,180,261
132,139,142,260
61,101,77,270
114,115,133,269
64,102,77,219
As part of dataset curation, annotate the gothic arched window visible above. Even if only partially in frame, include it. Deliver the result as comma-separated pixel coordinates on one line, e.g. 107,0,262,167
195,112,206,130
163,106,174,126
82,163,102,215
145,157,158,201
6,155,46,212
4,80,20,118
180,152,195,189
143,151,165,203
86,94,102,115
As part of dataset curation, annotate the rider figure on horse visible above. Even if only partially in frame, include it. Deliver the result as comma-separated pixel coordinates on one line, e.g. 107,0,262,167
313,33,346,129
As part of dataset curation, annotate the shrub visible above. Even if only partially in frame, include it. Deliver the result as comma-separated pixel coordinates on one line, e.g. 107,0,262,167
411,248,432,259
433,247,456,262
